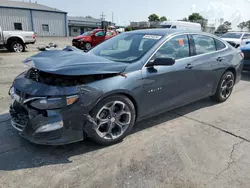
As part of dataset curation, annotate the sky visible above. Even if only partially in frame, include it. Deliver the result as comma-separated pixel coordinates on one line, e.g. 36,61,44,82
16,0,250,29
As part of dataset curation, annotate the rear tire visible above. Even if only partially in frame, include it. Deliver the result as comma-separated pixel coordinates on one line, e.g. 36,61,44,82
10,41,25,52
210,71,235,103
89,95,136,146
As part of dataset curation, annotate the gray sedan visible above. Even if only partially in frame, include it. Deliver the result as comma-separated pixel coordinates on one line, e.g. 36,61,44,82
9,29,243,146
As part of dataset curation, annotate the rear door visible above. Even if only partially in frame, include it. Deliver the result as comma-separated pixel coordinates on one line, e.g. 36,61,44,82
105,31,114,40
187,34,226,97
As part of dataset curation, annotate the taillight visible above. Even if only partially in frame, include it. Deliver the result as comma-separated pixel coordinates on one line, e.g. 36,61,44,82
240,52,244,59
32,34,36,39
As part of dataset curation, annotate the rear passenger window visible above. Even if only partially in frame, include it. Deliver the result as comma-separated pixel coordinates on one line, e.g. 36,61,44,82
214,39,226,50
192,35,216,55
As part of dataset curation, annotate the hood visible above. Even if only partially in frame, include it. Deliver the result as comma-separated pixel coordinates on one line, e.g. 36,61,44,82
23,46,129,76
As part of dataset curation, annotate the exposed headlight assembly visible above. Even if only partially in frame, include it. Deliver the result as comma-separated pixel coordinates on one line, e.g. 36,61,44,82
30,95,79,110
78,38,84,42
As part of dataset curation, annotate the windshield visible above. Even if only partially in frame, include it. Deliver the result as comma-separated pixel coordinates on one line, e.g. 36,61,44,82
221,32,243,39
160,25,172,28
81,30,94,36
88,33,163,63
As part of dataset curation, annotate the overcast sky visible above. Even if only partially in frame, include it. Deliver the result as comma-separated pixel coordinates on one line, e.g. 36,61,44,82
17,0,250,28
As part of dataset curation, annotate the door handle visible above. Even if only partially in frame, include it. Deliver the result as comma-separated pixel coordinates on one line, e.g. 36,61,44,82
217,57,224,62
185,63,194,69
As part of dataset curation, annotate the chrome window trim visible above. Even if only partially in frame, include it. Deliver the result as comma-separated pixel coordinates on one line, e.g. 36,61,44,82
143,32,229,69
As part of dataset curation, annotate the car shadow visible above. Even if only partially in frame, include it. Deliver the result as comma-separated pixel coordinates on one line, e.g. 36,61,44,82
0,98,216,171
241,71,250,81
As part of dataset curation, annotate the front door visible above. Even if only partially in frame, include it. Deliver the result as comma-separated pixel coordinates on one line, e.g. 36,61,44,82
92,30,105,46
140,34,197,116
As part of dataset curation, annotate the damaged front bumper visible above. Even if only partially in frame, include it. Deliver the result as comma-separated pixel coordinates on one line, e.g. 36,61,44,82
8,72,103,145
9,95,87,145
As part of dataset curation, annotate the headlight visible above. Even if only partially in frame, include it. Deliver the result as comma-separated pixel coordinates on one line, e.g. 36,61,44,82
9,86,14,97
79,38,85,42
30,95,79,110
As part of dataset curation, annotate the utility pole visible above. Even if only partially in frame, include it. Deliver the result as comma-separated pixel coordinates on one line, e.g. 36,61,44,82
100,12,106,21
112,12,114,24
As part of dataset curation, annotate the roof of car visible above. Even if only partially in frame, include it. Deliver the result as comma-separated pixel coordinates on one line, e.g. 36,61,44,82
127,28,202,36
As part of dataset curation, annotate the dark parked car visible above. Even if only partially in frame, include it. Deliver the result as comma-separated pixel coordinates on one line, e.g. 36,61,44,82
9,29,243,146
241,42,250,71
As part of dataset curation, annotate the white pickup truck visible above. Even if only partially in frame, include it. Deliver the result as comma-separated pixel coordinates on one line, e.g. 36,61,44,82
0,26,36,52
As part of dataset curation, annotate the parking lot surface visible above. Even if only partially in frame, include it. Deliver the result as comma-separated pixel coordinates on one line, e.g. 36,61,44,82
0,37,250,188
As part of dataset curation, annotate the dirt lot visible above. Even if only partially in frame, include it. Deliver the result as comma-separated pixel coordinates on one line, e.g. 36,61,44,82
1,37,250,188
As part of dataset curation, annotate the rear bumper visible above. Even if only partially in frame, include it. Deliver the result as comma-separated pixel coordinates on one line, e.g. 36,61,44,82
25,40,36,45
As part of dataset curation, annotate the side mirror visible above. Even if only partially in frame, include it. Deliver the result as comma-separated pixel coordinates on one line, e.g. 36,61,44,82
146,57,175,67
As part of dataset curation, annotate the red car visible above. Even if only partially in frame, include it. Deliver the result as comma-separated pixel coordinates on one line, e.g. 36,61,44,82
72,29,117,50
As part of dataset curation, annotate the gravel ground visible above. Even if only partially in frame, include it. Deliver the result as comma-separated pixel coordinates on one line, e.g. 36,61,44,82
1,37,250,188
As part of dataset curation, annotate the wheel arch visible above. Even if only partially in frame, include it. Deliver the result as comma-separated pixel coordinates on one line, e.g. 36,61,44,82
7,36,25,45
225,67,236,83
91,90,139,120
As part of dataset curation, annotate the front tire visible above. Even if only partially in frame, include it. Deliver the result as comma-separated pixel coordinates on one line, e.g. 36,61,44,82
84,42,92,51
211,71,235,103
10,41,25,52
89,95,136,146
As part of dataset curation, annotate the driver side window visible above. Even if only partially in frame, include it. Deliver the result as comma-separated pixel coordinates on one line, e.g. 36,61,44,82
154,35,190,60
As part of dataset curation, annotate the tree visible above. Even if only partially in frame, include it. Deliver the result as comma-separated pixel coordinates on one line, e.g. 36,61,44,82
85,15,93,18
160,16,167,22
179,17,188,21
237,22,247,31
219,18,224,25
188,13,204,22
125,26,132,31
246,21,250,31
188,13,207,31
224,21,232,30
216,24,228,33
148,14,160,22
215,21,232,34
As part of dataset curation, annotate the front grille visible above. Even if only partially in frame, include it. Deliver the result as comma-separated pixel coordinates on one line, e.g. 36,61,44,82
14,88,32,100
72,39,79,43
10,102,29,131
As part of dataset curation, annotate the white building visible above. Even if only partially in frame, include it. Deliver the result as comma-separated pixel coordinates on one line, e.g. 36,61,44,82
0,0,68,37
